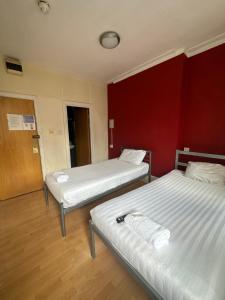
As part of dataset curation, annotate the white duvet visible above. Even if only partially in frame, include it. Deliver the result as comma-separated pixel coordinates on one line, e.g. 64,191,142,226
91,170,225,300
45,158,149,208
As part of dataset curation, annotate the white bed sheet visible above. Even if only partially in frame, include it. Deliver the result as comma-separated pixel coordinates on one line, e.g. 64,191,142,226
91,170,225,300
45,158,149,208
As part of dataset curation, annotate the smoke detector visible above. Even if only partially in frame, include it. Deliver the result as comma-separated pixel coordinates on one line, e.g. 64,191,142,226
38,0,50,14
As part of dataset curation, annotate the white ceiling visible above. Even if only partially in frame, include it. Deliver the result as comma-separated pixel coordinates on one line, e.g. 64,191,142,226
0,0,225,82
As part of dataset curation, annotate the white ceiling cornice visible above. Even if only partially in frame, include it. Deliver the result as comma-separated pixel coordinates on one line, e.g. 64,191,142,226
185,32,225,57
109,48,185,84
109,32,225,84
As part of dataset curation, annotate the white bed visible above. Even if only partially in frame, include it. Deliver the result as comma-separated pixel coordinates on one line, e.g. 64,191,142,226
90,151,225,300
44,148,151,237
46,158,149,208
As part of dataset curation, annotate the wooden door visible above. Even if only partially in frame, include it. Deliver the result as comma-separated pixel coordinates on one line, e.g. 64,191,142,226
74,107,91,166
0,97,43,200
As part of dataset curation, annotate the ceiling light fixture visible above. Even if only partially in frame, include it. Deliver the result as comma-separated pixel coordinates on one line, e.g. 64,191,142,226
99,31,120,49
38,0,50,14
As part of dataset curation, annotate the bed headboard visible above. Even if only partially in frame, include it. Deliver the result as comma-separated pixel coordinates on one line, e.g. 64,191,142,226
175,150,225,169
120,147,152,180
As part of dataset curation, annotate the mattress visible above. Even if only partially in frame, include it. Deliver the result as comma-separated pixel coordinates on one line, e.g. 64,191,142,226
45,158,149,208
90,170,225,300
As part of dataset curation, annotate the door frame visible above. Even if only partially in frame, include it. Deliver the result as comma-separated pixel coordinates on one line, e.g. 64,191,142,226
0,91,46,177
63,101,93,168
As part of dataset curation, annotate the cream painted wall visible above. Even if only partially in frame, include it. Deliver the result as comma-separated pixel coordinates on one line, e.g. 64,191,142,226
0,57,108,176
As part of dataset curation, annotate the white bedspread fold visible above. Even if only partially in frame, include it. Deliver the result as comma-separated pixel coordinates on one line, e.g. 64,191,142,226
125,212,170,249
52,171,69,183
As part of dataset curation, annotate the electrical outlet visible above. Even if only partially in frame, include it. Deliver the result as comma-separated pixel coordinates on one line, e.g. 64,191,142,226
109,144,113,149
184,147,190,152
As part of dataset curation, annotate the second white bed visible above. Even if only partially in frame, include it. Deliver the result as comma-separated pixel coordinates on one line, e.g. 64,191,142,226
91,170,225,300
45,158,149,208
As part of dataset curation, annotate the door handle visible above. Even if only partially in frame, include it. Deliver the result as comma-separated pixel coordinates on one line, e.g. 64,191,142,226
32,134,40,139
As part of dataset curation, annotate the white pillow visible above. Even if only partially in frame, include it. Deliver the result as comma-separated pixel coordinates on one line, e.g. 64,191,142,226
185,161,225,185
119,149,146,165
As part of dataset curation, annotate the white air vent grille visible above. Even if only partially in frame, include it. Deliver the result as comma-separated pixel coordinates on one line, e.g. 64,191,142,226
5,57,23,75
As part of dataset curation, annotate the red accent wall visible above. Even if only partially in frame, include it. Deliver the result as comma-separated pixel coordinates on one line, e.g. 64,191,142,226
182,44,225,154
108,54,186,176
108,44,225,176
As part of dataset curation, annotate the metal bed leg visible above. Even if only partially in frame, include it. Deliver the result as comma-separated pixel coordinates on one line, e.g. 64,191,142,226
44,183,49,207
89,220,96,258
59,203,66,237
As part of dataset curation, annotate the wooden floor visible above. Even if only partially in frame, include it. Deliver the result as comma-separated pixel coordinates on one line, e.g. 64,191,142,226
0,182,150,300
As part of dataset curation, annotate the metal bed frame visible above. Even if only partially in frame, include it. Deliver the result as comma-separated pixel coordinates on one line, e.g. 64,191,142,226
89,220,163,300
175,149,225,169
89,149,225,300
44,147,152,237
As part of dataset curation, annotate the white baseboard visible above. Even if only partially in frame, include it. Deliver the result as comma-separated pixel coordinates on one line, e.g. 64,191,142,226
141,175,158,183
151,175,158,181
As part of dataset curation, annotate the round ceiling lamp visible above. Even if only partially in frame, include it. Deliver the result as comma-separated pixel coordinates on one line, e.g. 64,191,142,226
99,31,120,49
38,0,51,14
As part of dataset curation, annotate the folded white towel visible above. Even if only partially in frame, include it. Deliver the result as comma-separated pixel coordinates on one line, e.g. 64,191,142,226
52,171,69,183
125,212,170,249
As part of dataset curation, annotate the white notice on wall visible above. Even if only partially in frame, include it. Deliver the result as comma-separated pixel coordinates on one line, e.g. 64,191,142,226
23,115,36,130
7,114,24,130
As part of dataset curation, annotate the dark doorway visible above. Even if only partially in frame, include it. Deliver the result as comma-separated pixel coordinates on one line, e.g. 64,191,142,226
67,106,91,167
